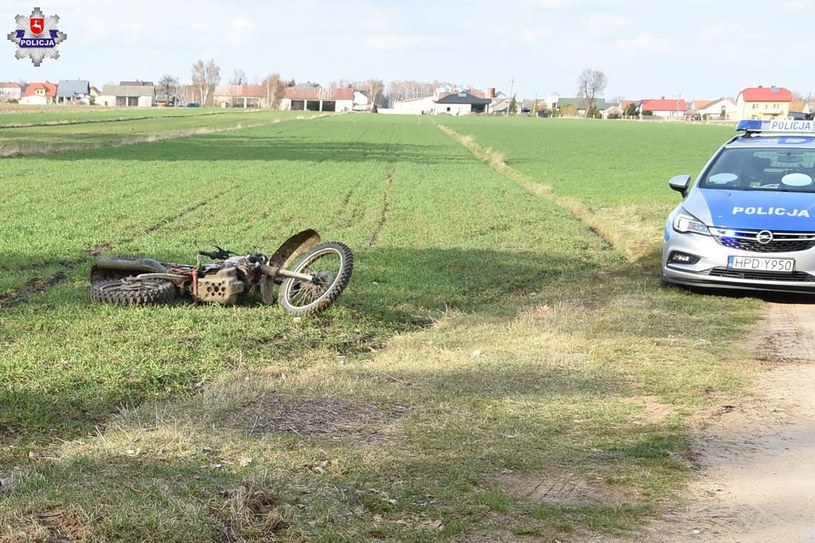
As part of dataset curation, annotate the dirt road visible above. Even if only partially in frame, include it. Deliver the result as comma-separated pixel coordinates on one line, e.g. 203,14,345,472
598,300,815,542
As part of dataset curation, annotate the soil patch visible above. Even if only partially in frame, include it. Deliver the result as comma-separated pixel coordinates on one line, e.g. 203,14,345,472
586,299,815,543
490,469,639,508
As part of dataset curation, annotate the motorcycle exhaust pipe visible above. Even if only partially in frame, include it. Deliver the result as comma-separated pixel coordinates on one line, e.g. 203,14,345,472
94,256,168,274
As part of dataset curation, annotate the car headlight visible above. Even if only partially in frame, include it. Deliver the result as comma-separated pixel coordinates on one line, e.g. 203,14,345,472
673,213,711,236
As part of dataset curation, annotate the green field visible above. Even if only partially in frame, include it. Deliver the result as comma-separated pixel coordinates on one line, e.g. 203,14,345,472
0,113,762,541
0,107,315,156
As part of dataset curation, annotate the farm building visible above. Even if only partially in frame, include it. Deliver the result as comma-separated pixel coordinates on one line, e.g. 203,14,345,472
97,81,156,107
213,85,266,108
280,86,354,112
389,95,439,115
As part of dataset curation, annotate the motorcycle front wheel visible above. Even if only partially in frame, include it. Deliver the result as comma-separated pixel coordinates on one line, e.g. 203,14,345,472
89,278,177,305
278,242,353,316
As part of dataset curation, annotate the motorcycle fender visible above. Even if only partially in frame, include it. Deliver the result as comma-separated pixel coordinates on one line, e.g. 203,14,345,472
268,229,321,268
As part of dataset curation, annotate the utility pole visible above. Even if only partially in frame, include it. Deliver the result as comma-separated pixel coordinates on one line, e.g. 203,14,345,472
507,77,514,116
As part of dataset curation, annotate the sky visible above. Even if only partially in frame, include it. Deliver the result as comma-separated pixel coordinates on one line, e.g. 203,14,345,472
1,0,813,101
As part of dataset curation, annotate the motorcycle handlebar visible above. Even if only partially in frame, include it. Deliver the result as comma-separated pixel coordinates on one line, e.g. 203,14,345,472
198,245,234,260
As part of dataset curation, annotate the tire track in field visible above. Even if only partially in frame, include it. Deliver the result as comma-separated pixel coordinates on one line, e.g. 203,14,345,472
128,185,240,239
0,186,237,310
332,178,367,229
366,166,395,248
437,124,623,258
329,123,379,230
0,269,72,310
0,246,110,310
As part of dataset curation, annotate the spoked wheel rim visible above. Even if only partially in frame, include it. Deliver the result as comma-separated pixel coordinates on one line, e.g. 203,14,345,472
284,253,342,308
285,270,336,307
279,242,353,316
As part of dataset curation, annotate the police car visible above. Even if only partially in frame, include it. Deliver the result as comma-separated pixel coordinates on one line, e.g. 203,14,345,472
662,119,815,293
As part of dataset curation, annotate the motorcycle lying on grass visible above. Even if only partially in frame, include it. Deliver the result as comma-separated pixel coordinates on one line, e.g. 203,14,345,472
89,229,353,316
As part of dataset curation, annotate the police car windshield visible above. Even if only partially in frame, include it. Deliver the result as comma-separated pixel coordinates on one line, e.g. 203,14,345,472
699,147,815,193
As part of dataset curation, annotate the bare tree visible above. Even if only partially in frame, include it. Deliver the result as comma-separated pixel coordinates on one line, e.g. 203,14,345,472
361,79,384,109
177,84,196,105
261,72,284,109
576,69,607,118
157,74,178,106
231,69,247,85
386,80,442,103
191,59,221,106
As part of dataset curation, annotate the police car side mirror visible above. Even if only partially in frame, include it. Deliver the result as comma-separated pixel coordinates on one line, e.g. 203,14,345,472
668,174,692,196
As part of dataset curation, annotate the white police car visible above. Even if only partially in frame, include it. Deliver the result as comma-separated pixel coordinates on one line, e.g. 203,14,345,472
662,119,815,293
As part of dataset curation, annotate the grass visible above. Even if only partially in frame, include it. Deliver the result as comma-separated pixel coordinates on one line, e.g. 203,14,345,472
437,117,736,264
0,113,764,541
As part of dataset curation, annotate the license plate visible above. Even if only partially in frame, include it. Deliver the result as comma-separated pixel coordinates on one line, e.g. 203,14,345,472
727,256,795,272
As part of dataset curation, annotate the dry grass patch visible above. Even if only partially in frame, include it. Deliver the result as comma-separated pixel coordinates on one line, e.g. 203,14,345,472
227,391,413,444
208,484,293,542
1,505,91,543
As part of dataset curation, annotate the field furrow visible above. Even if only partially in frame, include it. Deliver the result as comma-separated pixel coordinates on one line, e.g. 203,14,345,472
366,165,395,249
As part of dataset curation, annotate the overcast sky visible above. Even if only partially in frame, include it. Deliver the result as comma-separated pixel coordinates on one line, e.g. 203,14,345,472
2,0,813,101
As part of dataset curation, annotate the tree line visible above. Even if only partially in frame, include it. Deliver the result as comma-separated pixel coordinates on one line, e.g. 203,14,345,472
157,59,611,111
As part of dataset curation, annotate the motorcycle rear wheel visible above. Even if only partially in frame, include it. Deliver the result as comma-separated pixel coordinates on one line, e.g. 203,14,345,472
89,278,177,305
279,242,353,316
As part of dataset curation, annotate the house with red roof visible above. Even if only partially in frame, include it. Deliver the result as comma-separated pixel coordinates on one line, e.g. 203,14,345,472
735,86,792,120
639,98,688,120
20,81,57,105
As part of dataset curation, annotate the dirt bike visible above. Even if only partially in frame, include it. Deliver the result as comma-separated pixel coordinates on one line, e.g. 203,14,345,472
88,229,353,316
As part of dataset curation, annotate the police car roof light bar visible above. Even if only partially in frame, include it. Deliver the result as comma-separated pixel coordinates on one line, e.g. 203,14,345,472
736,119,815,133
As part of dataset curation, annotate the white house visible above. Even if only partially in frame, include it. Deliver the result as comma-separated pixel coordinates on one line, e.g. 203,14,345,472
433,91,491,115
352,90,373,111
56,80,91,104
639,98,689,120
695,98,737,120
0,82,22,102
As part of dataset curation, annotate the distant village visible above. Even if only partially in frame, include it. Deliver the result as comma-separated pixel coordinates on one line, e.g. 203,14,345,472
1,79,813,122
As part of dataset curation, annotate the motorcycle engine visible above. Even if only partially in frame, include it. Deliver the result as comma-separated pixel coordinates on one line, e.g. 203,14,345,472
196,267,246,305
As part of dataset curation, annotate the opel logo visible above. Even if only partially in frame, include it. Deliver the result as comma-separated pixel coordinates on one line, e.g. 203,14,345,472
756,230,774,244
